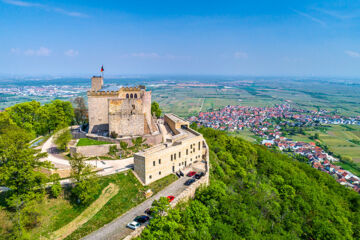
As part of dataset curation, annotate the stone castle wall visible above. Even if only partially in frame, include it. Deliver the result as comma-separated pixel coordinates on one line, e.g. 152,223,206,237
109,98,145,136
88,96,111,133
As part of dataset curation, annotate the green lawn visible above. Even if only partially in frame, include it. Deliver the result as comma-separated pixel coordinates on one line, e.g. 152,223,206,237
0,171,178,240
77,138,111,146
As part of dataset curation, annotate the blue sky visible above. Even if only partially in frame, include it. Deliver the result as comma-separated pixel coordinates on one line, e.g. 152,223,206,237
1,0,360,77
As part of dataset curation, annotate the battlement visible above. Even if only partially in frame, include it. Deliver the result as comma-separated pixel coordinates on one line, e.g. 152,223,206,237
121,86,144,91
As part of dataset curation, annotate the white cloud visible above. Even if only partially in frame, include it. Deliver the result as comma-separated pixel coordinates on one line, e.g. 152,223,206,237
64,49,79,57
234,51,248,59
2,0,87,17
10,48,21,54
21,47,51,56
345,50,360,58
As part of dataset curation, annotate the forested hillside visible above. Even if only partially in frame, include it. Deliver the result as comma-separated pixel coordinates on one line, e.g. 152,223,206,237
139,128,360,240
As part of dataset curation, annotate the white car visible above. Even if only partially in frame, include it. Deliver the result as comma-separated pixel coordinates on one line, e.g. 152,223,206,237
127,221,141,230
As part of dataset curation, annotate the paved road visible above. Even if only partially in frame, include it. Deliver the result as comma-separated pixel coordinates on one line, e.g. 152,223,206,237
81,176,190,240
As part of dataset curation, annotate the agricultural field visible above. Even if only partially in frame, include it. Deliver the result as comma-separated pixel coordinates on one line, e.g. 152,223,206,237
310,125,360,162
148,77,360,118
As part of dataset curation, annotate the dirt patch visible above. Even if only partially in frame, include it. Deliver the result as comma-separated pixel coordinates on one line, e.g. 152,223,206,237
50,183,119,240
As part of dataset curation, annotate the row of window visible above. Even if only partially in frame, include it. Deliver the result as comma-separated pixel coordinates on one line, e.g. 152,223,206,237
152,141,203,167
126,93,137,99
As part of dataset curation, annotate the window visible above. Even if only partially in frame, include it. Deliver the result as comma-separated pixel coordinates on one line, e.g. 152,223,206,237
153,161,155,166
174,153,176,160
134,93,137,98
171,155,173,161
172,166,175,172
186,149,188,155
179,163,181,166
190,158,192,161
159,171,161,175
126,93,129,98
159,159,161,164
198,142,200,150
149,175,152,179
179,152,181,158
130,93,133,98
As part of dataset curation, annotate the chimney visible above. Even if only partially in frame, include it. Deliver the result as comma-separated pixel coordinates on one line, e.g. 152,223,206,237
91,76,103,92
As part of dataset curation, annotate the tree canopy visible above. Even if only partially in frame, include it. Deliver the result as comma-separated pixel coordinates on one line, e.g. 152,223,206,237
151,101,162,118
5,99,74,136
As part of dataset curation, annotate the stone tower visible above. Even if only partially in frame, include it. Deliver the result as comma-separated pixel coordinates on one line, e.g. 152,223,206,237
91,76,103,92
87,77,157,136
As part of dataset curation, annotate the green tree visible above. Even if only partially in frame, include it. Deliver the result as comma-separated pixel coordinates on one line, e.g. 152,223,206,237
190,122,198,130
151,197,170,217
151,101,162,118
0,125,51,238
45,100,74,133
49,173,62,198
6,100,41,134
54,127,72,151
69,154,99,205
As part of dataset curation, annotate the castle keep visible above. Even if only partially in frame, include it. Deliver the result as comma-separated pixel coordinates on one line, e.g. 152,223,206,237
87,76,157,137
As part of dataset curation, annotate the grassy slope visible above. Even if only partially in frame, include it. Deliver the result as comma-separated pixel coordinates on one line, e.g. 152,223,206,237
0,171,177,240
65,173,177,240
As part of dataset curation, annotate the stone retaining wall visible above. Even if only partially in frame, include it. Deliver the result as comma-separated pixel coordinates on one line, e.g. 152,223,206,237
70,144,118,157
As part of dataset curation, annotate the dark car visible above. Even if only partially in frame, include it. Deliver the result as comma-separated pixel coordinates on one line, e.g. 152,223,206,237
194,172,204,179
134,215,150,223
144,208,153,215
184,178,196,186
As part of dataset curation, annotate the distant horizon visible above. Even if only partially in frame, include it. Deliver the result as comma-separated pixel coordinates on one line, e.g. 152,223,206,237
1,73,360,81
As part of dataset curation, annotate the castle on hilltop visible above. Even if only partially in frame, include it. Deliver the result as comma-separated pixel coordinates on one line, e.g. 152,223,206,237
79,76,208,185
87,76,158,137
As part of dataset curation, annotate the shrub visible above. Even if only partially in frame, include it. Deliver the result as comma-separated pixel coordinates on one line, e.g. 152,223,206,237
110,131,118,139
109,145,118,156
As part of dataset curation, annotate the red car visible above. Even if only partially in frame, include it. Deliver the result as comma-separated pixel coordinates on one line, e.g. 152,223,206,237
167,195,175,202
187,171,196,177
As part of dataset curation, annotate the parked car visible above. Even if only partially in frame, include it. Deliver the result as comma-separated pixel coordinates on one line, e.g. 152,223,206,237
145,208,153,215
134,215,150,224
194,172,204,179
127,221,141,230
167,195,175,202
187,171,196,177
184,178,196,186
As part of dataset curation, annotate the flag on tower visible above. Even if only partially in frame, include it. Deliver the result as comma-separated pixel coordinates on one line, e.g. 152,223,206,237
101,65,104,72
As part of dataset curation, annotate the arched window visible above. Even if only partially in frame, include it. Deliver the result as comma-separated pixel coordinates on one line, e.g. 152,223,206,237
134,93,137,98
126,93,129,98
130,93,133,98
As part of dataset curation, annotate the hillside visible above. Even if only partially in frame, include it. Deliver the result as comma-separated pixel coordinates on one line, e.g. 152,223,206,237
139,128,360,239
